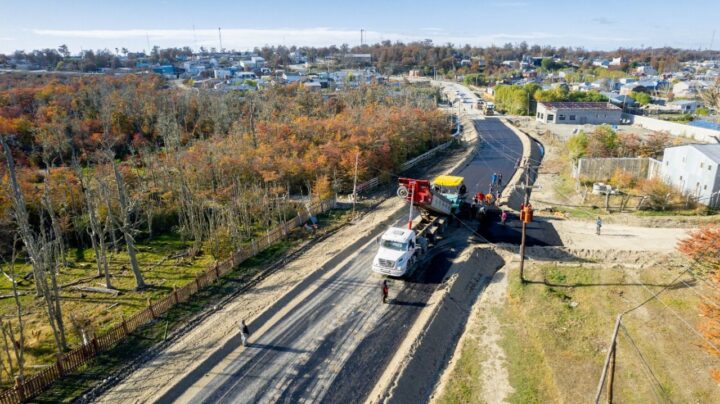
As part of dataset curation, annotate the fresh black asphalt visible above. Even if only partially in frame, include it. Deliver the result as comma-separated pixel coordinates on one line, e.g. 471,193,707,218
160,117,559,403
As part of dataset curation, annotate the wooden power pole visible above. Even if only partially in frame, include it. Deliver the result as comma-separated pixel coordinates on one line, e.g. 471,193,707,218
517,161,537,283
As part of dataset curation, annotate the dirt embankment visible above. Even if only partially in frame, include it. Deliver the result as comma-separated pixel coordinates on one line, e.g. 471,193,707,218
432,115,715,403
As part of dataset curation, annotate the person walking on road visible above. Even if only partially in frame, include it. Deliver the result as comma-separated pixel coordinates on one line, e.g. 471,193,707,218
501,210,508,225
498,172,503,186
382,280,389,304
239,320,250,346
596,216,603,235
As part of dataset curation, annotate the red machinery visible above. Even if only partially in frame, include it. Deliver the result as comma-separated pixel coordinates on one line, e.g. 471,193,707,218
397,177,453,219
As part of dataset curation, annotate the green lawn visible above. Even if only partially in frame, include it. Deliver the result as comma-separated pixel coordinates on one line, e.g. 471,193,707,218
28,207,352,401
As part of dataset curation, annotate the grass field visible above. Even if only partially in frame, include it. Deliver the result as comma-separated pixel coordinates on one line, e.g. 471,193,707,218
0,233,215,380
437,261,719,403
0,206,351,389
500,263,719,403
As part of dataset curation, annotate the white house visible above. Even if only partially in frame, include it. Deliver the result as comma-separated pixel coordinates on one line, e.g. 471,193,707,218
660,144,720,208
213,69,232,79
670,100,700,113
635,65,657,75
672,80,709,98
536,102,622,125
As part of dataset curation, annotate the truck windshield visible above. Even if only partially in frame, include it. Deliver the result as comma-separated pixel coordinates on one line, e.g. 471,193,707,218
381,240,407,251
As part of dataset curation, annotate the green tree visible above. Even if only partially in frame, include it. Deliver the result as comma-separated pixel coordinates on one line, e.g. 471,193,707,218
541,58,561,71
494,85,530,115
587,125,619,157
630,91,651,106
463,73,485,86
566,130,588,161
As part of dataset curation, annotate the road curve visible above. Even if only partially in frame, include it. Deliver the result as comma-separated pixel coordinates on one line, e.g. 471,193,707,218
147,117,526,404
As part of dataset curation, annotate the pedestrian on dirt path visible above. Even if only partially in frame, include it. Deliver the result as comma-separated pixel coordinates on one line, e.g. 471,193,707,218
501,210,508,225
596,217,603,235
239,320,250,346
382,280,389,304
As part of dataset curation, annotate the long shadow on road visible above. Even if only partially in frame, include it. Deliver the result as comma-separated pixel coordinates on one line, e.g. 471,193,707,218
321,243,459,404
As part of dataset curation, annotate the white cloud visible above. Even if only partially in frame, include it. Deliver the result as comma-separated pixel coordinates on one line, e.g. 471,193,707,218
30,27,569,49
5,27,648,53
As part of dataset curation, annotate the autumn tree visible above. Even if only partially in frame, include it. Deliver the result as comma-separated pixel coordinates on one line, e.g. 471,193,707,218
677,226,720,382
2,137,67,352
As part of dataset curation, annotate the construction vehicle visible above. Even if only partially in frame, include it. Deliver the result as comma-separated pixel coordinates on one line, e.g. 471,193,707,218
483,102,495,115
371,176,466,277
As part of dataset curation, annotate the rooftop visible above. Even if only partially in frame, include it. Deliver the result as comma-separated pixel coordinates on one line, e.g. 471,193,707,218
691,144,720,163
382,227,414,242
666,144,720,163
540,102,620,110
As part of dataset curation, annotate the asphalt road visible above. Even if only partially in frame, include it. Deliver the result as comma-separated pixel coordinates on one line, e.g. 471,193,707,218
158,117,532,404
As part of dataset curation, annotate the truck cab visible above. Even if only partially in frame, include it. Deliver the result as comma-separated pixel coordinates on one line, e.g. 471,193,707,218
431,175,467,212
372,227,423,277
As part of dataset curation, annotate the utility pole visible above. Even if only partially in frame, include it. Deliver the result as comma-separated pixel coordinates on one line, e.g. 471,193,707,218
517,160,538,283
595,314,622,403
351,151,359,219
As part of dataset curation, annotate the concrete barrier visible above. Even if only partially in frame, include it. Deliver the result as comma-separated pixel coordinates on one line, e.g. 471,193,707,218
623,113,720,143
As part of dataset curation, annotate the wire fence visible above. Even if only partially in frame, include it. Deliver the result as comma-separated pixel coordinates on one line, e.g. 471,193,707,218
0,199,334,404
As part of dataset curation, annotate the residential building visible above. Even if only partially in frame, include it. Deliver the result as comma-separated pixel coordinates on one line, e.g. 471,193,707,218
604,93,638,109
214,69,232,79
282,72,302,84
670,100,700,113
635,65,657,76
535,102,622,125
672,80,709,98
660,144,720,207
303,81,322,91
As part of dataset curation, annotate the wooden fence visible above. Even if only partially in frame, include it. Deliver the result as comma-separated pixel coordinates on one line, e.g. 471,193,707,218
0,199,333,403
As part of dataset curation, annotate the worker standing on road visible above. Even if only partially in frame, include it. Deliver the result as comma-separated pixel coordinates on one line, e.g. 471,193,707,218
239,320,250,346
498,173,503,186
382,280,389,304
501,210,508,225
491,172,498,186
596,217,603,235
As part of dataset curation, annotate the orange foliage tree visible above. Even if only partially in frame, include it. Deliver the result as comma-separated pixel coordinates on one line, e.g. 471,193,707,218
677,225,720,382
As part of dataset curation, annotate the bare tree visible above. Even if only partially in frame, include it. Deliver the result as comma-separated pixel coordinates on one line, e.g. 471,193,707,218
2,138,67,352
107,152,145,290
0,237,26,381
73,158,113,289
701,78,720,111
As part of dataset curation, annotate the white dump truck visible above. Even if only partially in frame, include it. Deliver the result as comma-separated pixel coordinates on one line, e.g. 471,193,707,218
371,176,464,277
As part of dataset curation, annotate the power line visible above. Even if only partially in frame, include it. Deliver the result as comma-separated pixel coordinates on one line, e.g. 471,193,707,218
620,324,671,403
633,273,720,354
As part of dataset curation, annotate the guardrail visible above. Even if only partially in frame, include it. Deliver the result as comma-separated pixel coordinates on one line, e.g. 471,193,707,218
354,140,455,195
0,199,334,404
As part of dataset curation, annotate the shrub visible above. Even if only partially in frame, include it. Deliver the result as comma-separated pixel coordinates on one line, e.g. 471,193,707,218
637,178,675,210
609,169,636,189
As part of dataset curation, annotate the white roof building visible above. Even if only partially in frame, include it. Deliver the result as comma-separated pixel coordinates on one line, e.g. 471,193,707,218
660,144,720,207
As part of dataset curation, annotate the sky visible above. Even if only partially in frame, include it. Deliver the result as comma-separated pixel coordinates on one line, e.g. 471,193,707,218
0,0,719,54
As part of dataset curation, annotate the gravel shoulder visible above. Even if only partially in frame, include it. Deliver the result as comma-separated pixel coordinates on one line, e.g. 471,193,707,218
96,99,480,403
